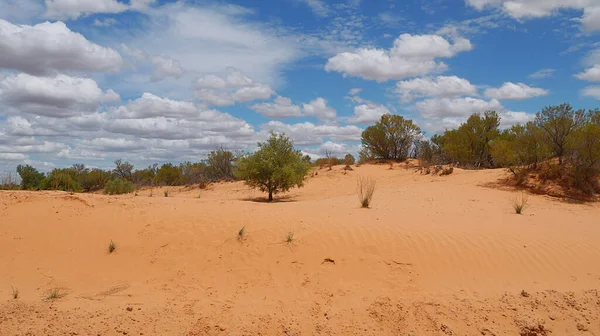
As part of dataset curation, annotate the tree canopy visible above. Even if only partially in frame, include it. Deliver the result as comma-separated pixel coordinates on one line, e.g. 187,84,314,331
361,114,421,161
235,132,310,201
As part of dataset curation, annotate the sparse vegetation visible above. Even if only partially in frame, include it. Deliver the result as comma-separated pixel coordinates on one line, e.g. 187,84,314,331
357,175,376,208
237,227,246,241
45,288,67,301
285,232,295,244
11,286,18,299
513,192,529,214
164,190,169,197
104,178,135,195
108,240,116,253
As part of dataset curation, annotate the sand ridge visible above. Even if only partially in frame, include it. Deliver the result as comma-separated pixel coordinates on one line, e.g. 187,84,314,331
1,163,600,335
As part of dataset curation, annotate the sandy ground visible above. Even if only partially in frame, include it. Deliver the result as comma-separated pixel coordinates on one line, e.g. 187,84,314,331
1,163,600,335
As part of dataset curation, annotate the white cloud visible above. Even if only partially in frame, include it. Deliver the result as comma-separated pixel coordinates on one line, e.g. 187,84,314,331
194,69,274,106
396,76,478,102
262,121,362,145
347,104,390,124
302,98,337,121
151,56,184,82
484,82,549,100
93,18,117,27
582,85,600,99
43,0,152,19
416,97,503,119
0,73,120,118
132,3,299,86
325,34,472,82
251,96,303,118
499,111,535,128
575,65,600,82
0,153,27,160
528,68,555,79
348,88,362,95
300,0,330,17
465,0,600,32
0,19,123,75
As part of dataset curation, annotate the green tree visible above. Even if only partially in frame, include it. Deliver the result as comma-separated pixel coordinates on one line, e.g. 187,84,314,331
534,103,585,165
361,114,421,161
441,111,500,168
235,132,310,201
16,164,45,190
113,159,134,181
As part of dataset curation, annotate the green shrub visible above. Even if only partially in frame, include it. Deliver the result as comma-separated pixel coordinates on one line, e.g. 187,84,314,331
104,178,135,195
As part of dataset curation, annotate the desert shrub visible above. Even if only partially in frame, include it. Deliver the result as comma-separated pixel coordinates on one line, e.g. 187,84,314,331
104,178,135,195
41,168,81,192
235,132,310,201
361,114,421,161
132,164,157,187
357,175,376,208
440,167,454,176
80,168,111,192
180,161,208,185
155,163,182,186
302,154,312,165
16,164,45,190
204,148,235,181
344,153,356,166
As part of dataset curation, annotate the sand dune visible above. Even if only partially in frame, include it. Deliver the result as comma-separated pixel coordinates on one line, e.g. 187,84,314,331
1,163,600,335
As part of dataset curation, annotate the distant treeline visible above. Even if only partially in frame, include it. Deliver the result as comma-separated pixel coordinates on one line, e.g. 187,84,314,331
2,103,599,197
1,148,237,194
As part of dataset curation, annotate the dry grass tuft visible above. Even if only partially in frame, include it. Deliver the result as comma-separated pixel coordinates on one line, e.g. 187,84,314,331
357,175,376,208
513,192,529,214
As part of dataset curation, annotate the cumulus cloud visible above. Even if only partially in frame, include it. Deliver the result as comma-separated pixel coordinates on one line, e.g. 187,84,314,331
465,0,600,32
0,153,27,160
0,73,120,118
348,88,362,95
194,69,274,106
347,104,391,124
262,121,362,145
251,96,303,118
0,19,123,75
484,82,549,100
396,76,478,102
416,97,503,119
325,34,472,82
575,65,600,82
151,56,184,81
302,98,337,121
582,86,600,100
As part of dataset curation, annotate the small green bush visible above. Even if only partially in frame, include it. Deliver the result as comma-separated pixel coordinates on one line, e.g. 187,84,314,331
104,178,135,195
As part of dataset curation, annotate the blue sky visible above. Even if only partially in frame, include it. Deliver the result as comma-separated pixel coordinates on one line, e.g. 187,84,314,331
0,0,599,173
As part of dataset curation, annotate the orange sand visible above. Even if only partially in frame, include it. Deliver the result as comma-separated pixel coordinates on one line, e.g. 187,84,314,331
1,164,599,335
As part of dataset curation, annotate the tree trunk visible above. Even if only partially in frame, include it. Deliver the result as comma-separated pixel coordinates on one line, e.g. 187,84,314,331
268,191,273,202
